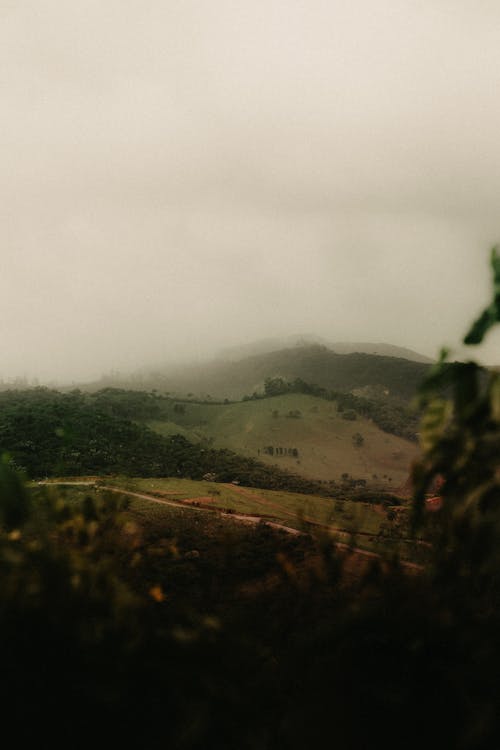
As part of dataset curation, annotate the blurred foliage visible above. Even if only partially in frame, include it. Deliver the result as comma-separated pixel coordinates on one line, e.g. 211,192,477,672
0,454,30,530
464,247,500,345
412,249,500,532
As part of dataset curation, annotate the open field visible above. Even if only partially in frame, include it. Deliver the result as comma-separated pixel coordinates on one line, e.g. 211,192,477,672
37,476,427,563
146,393,419,487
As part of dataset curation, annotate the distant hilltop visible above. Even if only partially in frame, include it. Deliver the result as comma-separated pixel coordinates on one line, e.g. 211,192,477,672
93,341,433,402
218,335,434,365
327,342,433,364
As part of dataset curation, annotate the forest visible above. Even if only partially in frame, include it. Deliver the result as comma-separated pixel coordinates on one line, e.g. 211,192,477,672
0,387,331,495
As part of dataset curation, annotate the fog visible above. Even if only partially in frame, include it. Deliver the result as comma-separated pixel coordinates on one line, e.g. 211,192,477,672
2,1,500,383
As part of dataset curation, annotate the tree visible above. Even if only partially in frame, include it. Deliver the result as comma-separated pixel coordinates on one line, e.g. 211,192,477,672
264,377,290,396
342,409,356,421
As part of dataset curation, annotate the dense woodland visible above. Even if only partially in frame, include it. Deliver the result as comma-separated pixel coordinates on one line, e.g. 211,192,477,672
0,388,330,495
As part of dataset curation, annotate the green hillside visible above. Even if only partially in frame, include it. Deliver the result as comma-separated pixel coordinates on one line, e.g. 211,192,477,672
218,336,433,363
0,389,330,494
0,387,418,494
147,392,419,488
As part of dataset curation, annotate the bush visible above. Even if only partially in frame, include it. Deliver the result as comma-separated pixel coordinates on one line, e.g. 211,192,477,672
342,409,357,421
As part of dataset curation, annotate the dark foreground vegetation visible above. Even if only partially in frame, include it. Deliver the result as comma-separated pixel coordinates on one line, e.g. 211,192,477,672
0,251,499,748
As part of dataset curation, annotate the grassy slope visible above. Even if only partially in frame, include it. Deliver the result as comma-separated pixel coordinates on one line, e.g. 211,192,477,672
147,393,419,487
118,476,382,533
49,478,424,561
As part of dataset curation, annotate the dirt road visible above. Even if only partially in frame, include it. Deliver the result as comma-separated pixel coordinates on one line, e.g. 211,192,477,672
37,480,423,569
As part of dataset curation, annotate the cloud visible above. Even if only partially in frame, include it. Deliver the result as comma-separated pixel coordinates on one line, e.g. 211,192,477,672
1,1,499,380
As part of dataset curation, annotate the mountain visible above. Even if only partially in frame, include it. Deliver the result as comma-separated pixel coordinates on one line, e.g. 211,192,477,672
218,336,433,364
96,345,432,401
327,342,433,363
217,334,331,360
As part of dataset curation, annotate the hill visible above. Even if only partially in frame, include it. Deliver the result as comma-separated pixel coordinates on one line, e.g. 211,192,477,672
327,341,433,362
0,387,418,494
146,392,419,488
219,335,433,364
0,389,328,494
96,345,431,401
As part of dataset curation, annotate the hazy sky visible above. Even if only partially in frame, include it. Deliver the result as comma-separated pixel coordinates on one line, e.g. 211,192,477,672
2,0,500,382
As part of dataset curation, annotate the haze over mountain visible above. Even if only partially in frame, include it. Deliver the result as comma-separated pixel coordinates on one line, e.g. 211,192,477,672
2,2,500,384
96,343,431,401
218,336,433,364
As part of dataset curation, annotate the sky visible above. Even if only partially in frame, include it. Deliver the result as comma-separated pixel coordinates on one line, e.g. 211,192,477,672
1,0,500,383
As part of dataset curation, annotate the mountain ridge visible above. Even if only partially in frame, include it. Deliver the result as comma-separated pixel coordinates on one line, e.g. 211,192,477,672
217,336,433,364
94,344,431,401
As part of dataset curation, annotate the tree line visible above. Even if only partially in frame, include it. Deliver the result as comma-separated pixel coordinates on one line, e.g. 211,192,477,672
241,376,420,440
0,388,327,495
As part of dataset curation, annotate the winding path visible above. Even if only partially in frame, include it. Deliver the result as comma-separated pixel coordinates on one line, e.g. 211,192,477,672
36,480,424,570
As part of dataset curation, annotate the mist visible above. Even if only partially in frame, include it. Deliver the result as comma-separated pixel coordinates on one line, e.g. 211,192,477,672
2,1,500,384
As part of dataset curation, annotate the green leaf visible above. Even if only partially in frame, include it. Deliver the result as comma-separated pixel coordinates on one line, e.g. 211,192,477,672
491,376,500,423
420,398,453,453
464,247,500,345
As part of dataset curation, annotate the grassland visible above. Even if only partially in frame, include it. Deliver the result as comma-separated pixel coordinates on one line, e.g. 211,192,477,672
146,393,419,488
43,476,425,563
